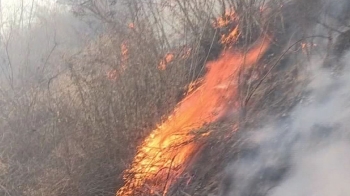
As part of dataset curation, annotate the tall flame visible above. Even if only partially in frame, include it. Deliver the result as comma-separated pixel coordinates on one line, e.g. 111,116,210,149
117,35,270,195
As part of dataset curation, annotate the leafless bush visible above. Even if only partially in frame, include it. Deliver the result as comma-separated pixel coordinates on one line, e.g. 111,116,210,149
0,0,221,195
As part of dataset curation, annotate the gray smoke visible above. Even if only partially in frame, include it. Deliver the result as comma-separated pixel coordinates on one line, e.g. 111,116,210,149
221,45,350,196
220,0,350,195
267,54,350,196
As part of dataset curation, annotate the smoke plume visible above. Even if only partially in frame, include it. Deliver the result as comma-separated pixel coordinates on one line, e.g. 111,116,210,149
220,0,350,195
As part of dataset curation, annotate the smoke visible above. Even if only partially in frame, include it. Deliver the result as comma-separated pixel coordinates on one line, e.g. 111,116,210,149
270,143,350,196
221,43,350,196
267,51,350,196
220,0,350,196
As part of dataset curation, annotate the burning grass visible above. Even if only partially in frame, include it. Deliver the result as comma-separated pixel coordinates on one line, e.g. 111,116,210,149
114,3,292,196
120,2,325,194
2,0,344,196
117,3,303,195
117,35,270,195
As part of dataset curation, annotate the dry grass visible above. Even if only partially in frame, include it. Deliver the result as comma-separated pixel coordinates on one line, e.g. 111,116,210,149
0,0,326,196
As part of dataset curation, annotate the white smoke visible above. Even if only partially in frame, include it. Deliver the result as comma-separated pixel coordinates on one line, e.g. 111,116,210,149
266,51,350,196
270,142,350,196
220,0,350,195
221,44,350,196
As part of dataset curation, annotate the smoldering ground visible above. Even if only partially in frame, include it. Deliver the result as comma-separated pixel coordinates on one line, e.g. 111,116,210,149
219,0,350,195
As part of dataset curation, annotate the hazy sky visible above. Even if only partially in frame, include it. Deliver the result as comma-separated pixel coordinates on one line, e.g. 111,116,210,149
2,0,48,15
0,0,68,32
1,0,62,22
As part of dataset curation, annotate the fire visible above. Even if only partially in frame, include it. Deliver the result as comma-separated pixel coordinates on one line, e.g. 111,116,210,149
221,26,240,46
158,47,192,70
121,42,129,70
107,42,129,81
214,10,241,47
186,79,203,95
158,53,175,70
117,36,270,195
215,11,237,28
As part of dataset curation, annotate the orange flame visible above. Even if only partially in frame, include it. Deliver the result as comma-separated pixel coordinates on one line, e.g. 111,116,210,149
158,53,175,70
117,36,270,195
214,10,241,47
221,26,240,46
121,42,129,70
106,42,129,81
215,11,237,28
158,47,192,70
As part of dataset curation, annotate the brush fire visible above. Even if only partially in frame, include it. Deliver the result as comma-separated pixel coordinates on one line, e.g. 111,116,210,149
3,0,350,196
117,11,270,196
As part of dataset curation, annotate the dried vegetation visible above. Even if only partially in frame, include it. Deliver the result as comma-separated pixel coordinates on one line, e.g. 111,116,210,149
1,0,349,196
